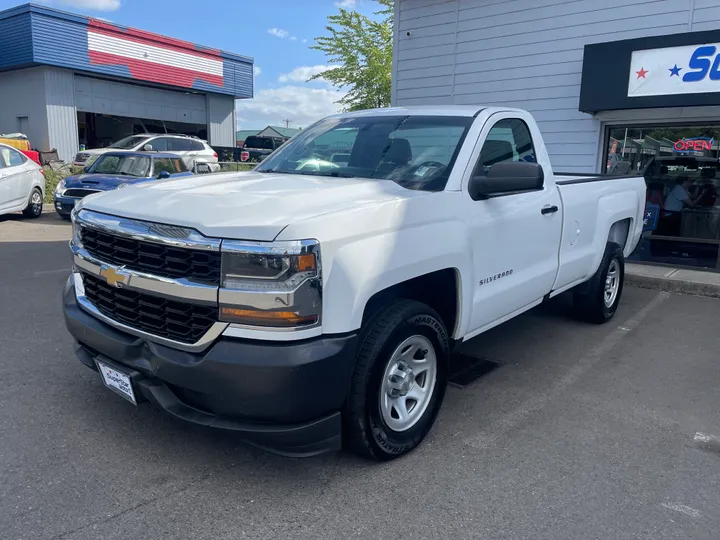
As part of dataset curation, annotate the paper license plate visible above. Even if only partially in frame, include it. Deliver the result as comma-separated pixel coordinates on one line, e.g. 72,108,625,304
96,360,137,405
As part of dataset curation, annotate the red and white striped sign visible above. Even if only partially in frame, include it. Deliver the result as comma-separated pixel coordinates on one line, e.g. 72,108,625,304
87,19,224,89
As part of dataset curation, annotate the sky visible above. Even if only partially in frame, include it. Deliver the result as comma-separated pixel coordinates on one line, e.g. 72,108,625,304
0,0,378,130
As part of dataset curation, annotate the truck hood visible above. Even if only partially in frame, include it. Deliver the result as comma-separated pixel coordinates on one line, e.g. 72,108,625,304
80,171,420,240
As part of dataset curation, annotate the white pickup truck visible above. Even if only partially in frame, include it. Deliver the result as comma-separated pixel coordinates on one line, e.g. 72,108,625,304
63,106,646,460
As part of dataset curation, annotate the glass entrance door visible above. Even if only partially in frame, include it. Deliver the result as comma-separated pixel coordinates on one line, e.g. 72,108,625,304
604,124,720,270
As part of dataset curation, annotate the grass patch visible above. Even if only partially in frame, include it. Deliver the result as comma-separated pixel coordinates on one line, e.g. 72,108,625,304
217,162,256,173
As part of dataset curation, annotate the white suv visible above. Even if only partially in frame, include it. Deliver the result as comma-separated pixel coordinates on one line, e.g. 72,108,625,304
74,134,218,170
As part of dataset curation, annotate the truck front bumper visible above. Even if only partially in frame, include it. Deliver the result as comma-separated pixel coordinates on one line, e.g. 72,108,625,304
62,278,358,457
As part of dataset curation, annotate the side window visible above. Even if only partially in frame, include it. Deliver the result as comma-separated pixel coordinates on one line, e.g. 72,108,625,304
191,140,205,151
148,138,169,152
2,147,27,167
153,159,176,175
171,158,188,172
473,118,536,176
168,138,192,151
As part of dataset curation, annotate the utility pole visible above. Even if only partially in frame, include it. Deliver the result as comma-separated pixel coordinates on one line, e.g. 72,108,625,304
282,119,293,129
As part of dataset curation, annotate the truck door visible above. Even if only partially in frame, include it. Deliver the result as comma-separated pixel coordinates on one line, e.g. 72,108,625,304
463,114,562,335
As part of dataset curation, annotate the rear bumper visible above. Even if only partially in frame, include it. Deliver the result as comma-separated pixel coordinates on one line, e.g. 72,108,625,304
62,278,358,457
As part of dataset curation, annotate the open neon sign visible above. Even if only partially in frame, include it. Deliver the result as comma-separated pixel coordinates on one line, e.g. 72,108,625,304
673,137,714,152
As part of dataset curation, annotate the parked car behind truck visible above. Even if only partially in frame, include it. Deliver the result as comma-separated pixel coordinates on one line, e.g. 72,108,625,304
63,106,645,460
240,135,288,162
0,142,45,219
74,133,218,171
55,152,192,219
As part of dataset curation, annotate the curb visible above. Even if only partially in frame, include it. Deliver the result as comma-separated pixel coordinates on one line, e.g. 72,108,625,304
625,268,720,299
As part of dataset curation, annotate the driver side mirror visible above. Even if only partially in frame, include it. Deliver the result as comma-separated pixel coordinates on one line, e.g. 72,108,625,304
469,162,544,201
143,144,153,151
83,166,90,173
157,170,171,179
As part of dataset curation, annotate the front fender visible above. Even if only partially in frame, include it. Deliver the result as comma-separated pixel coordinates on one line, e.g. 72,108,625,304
321,222,472,337
276,192,473,338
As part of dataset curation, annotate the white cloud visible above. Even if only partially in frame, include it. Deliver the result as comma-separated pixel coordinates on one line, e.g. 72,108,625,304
236,86,345,131
279,65,332,83
41,0,121,10
335,0,356,7
267,28,290,39
253,66,262,76
302,38,308,44
290,36,297,41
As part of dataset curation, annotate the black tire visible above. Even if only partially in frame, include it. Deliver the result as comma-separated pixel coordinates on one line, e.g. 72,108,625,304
573,242,625,324
22,188,43,219
343,299,449,461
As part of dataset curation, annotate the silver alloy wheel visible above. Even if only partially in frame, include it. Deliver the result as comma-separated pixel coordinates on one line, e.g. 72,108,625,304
31,190,42,216
379,335,437,432
604,259,620,308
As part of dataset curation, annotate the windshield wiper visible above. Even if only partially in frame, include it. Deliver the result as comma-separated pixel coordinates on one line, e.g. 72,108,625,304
295,171,356,178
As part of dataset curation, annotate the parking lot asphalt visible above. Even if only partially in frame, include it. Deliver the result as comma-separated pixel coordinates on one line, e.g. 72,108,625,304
2,219,720,540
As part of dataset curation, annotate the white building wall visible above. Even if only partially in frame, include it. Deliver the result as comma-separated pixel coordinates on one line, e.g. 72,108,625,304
393,0,719,172
44,68,79,163
0,68,50,153
207,94,236,147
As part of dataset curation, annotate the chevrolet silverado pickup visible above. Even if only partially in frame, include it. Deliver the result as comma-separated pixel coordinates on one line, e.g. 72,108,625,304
63,106,646,461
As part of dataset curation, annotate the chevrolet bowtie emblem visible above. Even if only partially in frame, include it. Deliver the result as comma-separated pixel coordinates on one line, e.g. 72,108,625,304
99,265,130,288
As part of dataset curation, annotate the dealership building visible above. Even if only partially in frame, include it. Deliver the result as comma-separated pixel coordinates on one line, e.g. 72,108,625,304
392,0,720,270
0,3,253,163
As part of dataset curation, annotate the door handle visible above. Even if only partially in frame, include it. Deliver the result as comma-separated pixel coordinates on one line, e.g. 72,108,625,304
541,205,559,215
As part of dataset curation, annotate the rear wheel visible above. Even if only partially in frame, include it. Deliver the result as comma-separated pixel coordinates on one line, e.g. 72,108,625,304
22,188,43,219
344,299,449,461
573,242,625,324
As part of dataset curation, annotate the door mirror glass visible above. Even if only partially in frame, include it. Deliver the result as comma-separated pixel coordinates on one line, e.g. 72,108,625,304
157,170,171,179
143,144,153,151
469,162,544,200
83,166,91,173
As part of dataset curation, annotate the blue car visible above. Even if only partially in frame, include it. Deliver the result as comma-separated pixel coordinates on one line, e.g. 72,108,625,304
54,151,193,219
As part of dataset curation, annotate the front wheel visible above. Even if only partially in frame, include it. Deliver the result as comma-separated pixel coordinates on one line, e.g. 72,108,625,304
344,300,449,461
573,242,625,323
22,188,43,219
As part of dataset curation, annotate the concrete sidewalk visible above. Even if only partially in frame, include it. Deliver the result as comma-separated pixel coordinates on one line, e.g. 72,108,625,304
626,262,720,298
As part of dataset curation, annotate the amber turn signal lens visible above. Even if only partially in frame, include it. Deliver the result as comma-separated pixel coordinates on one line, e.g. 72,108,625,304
296,254,317,272
220,307,318,328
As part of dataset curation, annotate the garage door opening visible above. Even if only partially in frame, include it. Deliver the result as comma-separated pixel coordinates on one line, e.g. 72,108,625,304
78,112,207,150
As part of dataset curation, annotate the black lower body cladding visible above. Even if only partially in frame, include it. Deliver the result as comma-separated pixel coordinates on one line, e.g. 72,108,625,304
62,277,358,457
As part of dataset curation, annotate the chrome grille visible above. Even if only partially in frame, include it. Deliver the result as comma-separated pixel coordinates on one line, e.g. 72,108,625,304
82,273,217,344
80,226,221,285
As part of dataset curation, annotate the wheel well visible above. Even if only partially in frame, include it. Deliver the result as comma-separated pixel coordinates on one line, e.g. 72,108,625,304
607,218,631,250
362,269,460,335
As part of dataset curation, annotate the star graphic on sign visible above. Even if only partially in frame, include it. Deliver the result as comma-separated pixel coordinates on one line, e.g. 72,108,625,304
143,52,149,59
636,67,649,79
669,64,682,77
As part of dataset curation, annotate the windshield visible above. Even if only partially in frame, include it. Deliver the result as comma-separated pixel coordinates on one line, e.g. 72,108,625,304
108,135,151,150
89,154,152,177
244,137,275,150
255,115,473,191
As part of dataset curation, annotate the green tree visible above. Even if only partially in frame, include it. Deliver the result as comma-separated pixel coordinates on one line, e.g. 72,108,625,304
310,0,393,111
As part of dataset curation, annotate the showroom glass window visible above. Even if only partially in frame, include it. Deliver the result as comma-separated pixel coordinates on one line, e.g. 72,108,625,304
604,125,720,269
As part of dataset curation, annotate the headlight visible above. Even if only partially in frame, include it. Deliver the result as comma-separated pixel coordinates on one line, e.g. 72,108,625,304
219,239,321,329
55,179,66,196
70,207,83,248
